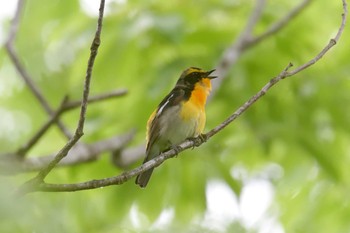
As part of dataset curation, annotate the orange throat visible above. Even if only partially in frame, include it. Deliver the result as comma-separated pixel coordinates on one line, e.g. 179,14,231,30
190,78,212,108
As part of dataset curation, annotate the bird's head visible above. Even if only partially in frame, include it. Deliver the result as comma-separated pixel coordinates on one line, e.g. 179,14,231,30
176,67,217,90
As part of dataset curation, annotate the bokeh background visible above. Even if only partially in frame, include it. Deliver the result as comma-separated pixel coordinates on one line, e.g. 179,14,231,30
0,0,349,232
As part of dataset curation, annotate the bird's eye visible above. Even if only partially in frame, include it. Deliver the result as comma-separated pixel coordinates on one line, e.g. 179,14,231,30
185,72,202,84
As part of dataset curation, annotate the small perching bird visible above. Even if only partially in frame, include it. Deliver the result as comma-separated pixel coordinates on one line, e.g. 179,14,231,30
135,67,217,188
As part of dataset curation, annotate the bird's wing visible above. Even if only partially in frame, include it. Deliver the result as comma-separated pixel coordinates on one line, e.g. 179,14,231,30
146,87,186,156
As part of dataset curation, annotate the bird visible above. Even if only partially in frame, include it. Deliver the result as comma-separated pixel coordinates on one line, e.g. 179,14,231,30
135,67,217,188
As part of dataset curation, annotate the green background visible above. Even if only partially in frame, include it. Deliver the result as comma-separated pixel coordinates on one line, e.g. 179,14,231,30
0,0,349,232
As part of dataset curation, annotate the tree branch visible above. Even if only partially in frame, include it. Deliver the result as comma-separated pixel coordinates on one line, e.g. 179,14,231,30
20,0,347,193
17,0,106,193
64,89,127,111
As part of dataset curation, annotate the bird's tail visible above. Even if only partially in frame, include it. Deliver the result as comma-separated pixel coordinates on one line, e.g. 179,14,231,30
135,168,154,188
136,146,159,188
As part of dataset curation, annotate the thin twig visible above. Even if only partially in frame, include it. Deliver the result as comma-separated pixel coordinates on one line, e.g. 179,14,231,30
239,0,266,43
18,0,106,193
5,0,73,140
23,0,347,193
246,0,312,47
75,3,105,136
37,0,105,181
64,89,127,111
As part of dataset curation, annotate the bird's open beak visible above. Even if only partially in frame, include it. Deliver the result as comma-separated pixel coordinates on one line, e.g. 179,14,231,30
206,69,218,79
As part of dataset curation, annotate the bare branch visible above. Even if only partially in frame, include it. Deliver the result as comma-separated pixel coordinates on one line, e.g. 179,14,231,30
240,0,266,42
246,0,312,47
75,4,105,137
64,89,127,111
18,0,106,191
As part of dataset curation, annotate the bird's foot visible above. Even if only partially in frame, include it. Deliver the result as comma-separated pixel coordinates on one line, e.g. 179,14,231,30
189,133,207,149
168,142,182,157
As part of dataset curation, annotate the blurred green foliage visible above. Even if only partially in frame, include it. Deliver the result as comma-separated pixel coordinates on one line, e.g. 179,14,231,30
0,0,350,232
